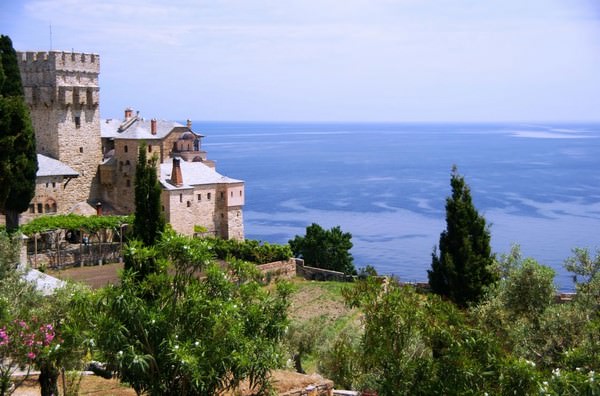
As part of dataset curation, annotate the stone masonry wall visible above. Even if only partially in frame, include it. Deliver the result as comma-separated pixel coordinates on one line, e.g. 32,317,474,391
18,51,102,210
20,176,78,223
256,259,296,280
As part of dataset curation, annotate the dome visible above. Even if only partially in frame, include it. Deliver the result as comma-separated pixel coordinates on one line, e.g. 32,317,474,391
180,132,195,141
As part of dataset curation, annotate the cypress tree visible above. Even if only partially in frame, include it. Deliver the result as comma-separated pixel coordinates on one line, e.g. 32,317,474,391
0,35,37,232
132,142,165,246
428,166,497,307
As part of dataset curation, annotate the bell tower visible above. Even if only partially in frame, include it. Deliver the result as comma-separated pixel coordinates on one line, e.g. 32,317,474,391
17,51,102,207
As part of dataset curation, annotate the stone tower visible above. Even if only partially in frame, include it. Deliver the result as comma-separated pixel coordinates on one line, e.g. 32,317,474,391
17,51,102,209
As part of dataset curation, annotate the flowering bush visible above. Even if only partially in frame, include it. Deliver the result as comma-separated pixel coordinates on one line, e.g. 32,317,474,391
0,318,62,396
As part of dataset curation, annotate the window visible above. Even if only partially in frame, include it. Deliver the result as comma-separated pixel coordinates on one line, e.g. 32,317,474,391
124,145,128,153
79,147,83,153
197,194,201,201
75,116,81,128
45,182,49,188
220,192,224,199
161,205,165,212
207,193,211,200
37,203,43,213
179,194,183,203
29,204,34,213
239,191,242,196
126,179,131,187
230,191,233,197
148,145,152,153
52,182,56,188
187,201,191,207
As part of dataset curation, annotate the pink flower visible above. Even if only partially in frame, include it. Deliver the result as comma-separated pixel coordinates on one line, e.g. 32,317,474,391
27,352,36,360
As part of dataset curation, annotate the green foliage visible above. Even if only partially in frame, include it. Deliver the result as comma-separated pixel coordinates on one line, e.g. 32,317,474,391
133,142,164,246
206,237,292,264
0,35,23,97
0,231,19,279
289,223,356,275
498,245,557,319
94,232,291,395
0,35,37,231
285,316,328,374
343,278,509,395
19,214,131,236
318,329,360,390
429,166,496,307
565,247,600,313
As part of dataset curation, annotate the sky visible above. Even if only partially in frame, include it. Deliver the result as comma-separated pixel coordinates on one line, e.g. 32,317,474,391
2,0,600,122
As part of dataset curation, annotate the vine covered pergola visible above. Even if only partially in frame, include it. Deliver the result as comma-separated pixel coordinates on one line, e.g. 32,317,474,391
19,214,132,269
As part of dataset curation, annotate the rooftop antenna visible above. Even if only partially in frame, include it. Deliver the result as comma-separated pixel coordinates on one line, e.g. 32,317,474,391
49,22,53,50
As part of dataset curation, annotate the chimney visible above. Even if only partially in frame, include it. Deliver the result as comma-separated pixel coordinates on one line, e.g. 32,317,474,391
151,118,157,135
95,202,103,216
171,158,183,187
124,108,133,119
186,119,192,129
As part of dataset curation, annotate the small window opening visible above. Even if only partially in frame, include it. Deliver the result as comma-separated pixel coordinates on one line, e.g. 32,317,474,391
239,191,242,196
37,203,43,213
161,205,165,212
126,179,131,187
75,116,81,128
187,201,191,207
124,145,128,153
197,194,201,201
79,147,83,153
220,192,224,199
207,193,211,200
148,145,152,153
52,182,56,188
29,204,35,213
179,194,183,203
230,191,233,197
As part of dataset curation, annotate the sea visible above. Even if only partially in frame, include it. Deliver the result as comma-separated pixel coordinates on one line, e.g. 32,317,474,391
194,122,600,292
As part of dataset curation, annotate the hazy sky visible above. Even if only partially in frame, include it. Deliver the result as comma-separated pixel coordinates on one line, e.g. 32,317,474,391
2,0,600,122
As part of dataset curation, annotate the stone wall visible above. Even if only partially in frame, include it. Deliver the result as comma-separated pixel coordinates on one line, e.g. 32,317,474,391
17,51,102,210
256,259,297,280
280,381,334,396
295,259,354,282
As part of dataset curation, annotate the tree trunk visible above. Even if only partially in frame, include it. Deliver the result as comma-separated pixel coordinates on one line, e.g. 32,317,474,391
5,209,19,233
293,353,305,374
39,362,59,396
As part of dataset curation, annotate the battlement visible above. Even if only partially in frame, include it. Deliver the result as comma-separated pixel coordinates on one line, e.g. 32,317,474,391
17,51,100,74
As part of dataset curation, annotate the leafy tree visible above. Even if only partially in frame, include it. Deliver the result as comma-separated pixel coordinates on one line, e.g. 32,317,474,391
0,35,37,232
289,223,356,274
0,231,19,279
94,231,291,395
343,278,509,395
132,142,164,247
428,166,496,307
0,234,93,396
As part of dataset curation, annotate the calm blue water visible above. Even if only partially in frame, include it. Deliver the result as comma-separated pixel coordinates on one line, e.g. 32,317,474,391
196,122,600,291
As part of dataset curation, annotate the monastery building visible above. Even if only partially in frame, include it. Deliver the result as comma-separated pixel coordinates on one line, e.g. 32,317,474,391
14,50,244,240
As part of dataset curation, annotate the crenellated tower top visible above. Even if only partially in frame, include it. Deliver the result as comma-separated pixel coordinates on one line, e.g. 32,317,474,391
18,51,99,74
